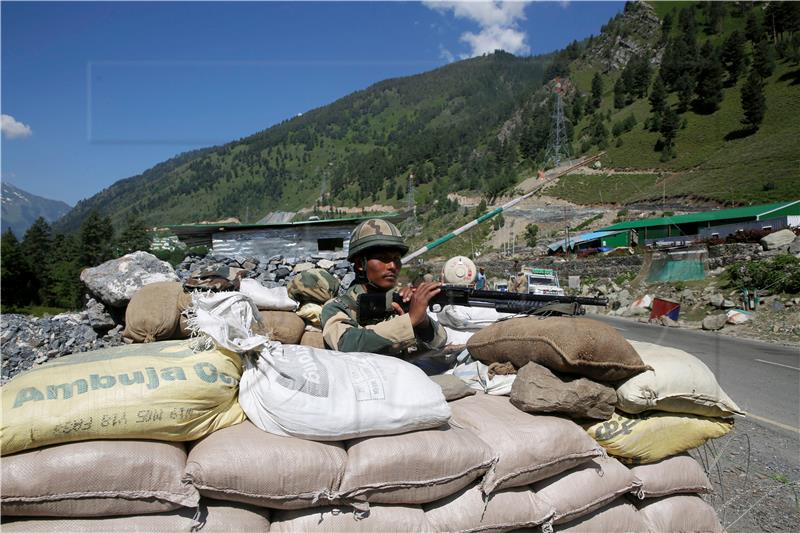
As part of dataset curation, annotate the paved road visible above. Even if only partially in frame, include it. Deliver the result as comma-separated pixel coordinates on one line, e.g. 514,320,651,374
591,315,800,436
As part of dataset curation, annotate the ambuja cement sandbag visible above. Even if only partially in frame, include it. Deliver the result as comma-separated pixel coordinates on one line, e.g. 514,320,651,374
338,424,496,505
629,454,712,499
238,343,451,441
616,340,744,418
239,278,298,311
123,282,193,343
466,317,650,381
2,499,271,532
423,484,553,533
637,494,723,533
586,410,733,464
272,504,433,532
450,394,602,494
531,456,641,525
1,440,197,517
555,499,647,533
1,340,245,456
185,421,347,510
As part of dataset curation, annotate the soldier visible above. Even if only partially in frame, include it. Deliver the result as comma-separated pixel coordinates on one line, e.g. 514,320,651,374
509,260,529,294
320,219,447,356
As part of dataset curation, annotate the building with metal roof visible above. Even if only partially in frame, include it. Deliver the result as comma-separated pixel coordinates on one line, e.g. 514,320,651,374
547,229,631,253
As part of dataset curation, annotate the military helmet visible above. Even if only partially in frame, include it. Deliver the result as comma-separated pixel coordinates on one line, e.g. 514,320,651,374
347,219,408,261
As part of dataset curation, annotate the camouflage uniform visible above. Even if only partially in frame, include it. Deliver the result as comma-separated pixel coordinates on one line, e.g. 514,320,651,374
509,271,529,293
288,269,341,305
320,218,447,356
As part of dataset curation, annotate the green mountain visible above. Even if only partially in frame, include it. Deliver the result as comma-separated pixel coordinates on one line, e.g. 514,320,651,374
57,1,800,233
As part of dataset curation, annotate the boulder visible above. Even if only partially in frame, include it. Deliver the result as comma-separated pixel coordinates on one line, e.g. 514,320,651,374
85,298,117,331
292,262,315,273
510,362,617,420
341,272,356,289
760,229,796,251
79,252,179,308
316,259,335,270
790,238,800,256
659,315,680,328
622,306,650,318
702,314,727,331
708,294,725,308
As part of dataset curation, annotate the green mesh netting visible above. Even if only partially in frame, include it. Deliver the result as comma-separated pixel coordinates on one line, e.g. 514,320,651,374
647,259,706,282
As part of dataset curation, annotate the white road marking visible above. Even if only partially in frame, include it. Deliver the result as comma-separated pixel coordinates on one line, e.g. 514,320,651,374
745,413,800,435
614,327,627,331
755,359,800,371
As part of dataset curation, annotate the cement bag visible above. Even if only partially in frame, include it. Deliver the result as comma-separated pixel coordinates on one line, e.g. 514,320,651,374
629,454,712,499
299,330,326,349
258,310,305,344
123,282,192,342
531,456,641,525
296,302,323,328
617,340,744,417
239,278,298,311
556,499,647,532
238,344,451,441
272,504,433,532
637,495,723,533
184,421,347,510
428,374,476,401
2,500,271,532
443,327,474,347
187,291,268,353
466,317,649,381
450,394,601,494
1,340,245,456
423,484,553,533
437,305,511,330
450,360,516,396
338,424,496,505
585,411,733,465
1,440,197,517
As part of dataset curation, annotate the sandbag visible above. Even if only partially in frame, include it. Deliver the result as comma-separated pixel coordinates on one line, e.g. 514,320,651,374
629,454,712,499
555,499,647,533
1,440,197,517
442,327,474,348
428,374,476,401
423,484,553,533
437,305,511,330
338,424,495,505
637,495,723,533
450,361,516,396
257,310,305,344
238,344,451,441
1,499,271,532
299,330,326,349
466,317,649,381
585,411,733,465
123,282,192,343
184,421,347,510
1,340,245,456
272,504,432,532
287,268,340,305
531,456,641,525
450,394,601,494
296,302,323,328
239,278,298,311
510,362,616,420
616,340,744,417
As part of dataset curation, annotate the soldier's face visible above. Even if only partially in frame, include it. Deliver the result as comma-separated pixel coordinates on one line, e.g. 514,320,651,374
364,248,402,290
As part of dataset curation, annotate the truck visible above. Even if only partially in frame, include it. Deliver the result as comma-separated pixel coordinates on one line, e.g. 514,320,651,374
525,267,565,297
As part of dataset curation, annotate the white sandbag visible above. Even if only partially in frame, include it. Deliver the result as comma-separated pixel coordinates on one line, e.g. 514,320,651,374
239,344,451,440
629,454,712,499
556,499,647,532
187,291,268,353
637,494,723,533
272,504,433,532
437,305,511,330
443,327,474,346
239,279,299,311
450,360,516,396
617,340,744,417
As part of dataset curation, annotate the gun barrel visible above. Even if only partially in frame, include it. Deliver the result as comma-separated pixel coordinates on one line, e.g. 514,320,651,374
435,286,608,307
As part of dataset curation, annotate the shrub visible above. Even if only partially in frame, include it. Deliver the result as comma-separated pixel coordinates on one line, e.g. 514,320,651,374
727,255,800,293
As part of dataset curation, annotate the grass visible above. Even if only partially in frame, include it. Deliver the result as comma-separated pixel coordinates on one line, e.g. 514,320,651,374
547,173,663,205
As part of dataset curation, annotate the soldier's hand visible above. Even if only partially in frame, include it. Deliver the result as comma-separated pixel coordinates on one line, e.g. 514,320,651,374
408,282,442,327
398,286,415,303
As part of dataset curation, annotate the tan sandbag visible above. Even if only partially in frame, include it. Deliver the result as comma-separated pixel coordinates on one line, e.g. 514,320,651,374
1,340,245,456
585,411,733,465
184,420,347,510
1,499,271,532
556,499,647,532
423,484,553,533
466,317,649,381
123,282,189,343
299,330,326,349
339,424,495,505
637,494,723,533
272,504,432,532
531,456,641,525
428,374,476,401
1,440,197,517
450,394,601,494
258,310,305,344
629,454,712,498
617,340,744,417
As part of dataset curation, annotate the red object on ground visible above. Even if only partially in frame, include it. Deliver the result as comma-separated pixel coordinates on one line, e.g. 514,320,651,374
650,298,681,321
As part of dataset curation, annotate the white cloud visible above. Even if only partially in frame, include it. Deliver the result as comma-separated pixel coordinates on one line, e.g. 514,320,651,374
1,115,33,139
439,44,456,63
424,0,531,58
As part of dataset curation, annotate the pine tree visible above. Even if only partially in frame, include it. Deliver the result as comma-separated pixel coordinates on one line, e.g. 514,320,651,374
675,73,694,113
721,31,747,85
80,211,115,267
21,217,53,305
659,107,679,160
745,10,765,44
590,72,603,111
613,77,626,109
741,68,766,130
694,42,724,114
1,229,30,307
117,215,151,255
572,93,584,122
754,39,776,79
648,77,667,131
46,233,83,309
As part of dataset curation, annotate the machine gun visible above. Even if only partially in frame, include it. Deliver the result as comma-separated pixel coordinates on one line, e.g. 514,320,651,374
357,285,608,325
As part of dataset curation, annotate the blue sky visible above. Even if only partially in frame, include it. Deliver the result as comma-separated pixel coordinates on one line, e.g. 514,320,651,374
1,1,624,206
